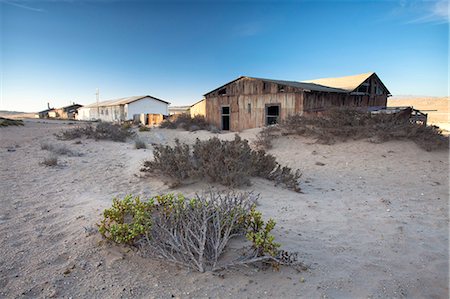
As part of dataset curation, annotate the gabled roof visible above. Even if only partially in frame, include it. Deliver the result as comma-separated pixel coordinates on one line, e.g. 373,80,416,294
82,95,170,108
302,72,375,92
203,76,348,96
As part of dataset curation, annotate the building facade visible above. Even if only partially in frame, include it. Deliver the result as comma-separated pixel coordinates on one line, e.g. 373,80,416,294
203,72,390,131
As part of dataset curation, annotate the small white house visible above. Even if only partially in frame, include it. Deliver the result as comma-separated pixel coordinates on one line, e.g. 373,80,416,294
77,95,169,123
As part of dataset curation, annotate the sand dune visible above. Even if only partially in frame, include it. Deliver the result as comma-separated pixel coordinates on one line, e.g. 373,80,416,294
0,120,448,298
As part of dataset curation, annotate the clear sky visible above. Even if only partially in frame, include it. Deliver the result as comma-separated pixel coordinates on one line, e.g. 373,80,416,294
0,0,448,112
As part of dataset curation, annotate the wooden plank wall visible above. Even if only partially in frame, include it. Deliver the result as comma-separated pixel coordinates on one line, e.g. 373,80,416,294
205,78,304,131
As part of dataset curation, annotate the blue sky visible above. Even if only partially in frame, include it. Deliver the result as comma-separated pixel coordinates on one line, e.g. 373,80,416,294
0,0,448,112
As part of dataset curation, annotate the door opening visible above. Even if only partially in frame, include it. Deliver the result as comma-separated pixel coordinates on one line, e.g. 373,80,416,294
221,106,230,130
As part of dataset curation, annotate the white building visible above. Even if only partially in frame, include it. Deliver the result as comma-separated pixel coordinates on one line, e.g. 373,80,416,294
77,95,169,123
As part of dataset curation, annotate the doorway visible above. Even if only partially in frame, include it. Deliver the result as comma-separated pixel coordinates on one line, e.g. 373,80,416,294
221,106,230,130
265,104,280,125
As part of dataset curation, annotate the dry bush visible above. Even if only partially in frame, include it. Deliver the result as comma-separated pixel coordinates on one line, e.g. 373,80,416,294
99,191,303,272
40,155,58,166
0,117,24,127
254,125,281,149
142,135,301,192
139,126,150,132
40,142,80,156
135,139,147,149
160,114,217,132
257,108,449,151
56,122,134,142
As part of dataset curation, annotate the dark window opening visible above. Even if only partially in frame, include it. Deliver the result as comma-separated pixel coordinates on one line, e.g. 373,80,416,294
266,104,280,125
247,103,251,113
221,106,230,130
218,88,227,96
278,85,285,92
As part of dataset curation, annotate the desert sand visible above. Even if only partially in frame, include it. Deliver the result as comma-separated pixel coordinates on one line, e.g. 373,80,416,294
0,119,448,298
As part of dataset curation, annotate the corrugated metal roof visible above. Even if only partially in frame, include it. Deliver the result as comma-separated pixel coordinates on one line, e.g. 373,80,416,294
82,95,169,108
249,77,349,93
302,72,375,92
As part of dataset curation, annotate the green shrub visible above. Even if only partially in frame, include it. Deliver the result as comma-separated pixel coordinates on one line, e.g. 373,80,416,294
244,207,280,257
98,195,153,244
142,135,301,191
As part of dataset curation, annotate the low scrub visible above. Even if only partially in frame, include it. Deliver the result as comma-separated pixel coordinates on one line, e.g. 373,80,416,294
41,142,80,156
138,126,151,132
99,191,303,272
142,135,301,192
160,114,217,132
256,108,449,151
135,139,147,149
40,155,58,167
56,122,135,142
0,117,24,127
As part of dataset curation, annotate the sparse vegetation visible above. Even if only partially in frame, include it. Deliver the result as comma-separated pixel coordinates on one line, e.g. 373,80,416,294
98,195,153,244
56,122,135,142
40,155,58,167
141,135,301,192
41,142,80,156
160,114,218,132
256,108,449,151
138,126,150,132
99,191,302,272
135,139,147,149
0,117,24,127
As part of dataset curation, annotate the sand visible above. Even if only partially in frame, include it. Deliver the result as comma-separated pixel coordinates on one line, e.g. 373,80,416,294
0,119,448,298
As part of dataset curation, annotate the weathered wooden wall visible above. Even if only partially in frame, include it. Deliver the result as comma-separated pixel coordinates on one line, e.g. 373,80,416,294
205,78,304,131
205,76,389,131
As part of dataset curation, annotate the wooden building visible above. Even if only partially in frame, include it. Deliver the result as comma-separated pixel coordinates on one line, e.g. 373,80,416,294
203,72,390,131
190,99,206,118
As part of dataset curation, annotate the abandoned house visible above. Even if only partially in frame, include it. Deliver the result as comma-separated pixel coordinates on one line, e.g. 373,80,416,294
203,72,391,131
76,95,169,123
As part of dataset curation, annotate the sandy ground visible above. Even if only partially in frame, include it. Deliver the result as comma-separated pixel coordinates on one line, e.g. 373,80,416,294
0,120,448,298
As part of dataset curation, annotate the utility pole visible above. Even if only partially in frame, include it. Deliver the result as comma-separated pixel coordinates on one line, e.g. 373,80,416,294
96,88,99,118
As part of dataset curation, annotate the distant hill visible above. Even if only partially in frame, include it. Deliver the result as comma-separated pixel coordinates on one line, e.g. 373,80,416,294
388,96,449,131
0,110,36,119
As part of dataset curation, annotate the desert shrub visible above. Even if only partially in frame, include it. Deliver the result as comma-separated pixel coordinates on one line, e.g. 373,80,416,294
40,155,58,166
56,122,134,142
160,114,213,131
40,142,80,156
0,117,24,127
258,108,449,151
254,125,281,149
135,139,147,149
139,126,150,132
99,191,302,272
98,195,153,244
142,135,301,191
